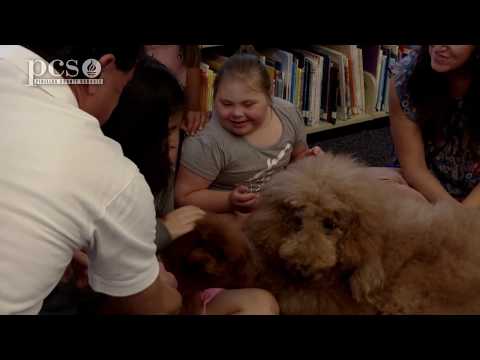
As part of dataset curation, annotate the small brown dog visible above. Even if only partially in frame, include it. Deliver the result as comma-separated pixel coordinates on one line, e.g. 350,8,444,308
163,154,480,314
161,213,258,312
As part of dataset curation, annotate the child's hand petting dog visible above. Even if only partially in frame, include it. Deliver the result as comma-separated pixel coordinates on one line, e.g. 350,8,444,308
305,146,324,157
293,146,325,162
163,206,206,241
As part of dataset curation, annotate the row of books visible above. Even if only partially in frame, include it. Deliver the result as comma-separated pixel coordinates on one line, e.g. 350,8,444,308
198,45,405,127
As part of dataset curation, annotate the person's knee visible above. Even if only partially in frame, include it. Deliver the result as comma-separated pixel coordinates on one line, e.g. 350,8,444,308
247,289,280,315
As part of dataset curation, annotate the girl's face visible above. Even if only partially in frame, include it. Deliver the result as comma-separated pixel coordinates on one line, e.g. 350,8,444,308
214,77,270,136
429,45,476,73
167,111,182,166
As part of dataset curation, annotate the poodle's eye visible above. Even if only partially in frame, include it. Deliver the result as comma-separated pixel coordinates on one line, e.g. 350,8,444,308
292,214,303,232
322,218,336,234
290,207,305,232
284,204,304,232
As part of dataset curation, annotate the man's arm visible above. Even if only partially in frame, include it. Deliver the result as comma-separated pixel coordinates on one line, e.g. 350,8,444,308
99,264,182,315
88,174,181,314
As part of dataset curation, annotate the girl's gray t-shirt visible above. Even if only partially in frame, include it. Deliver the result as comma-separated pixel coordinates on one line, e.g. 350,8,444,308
180,97,307,193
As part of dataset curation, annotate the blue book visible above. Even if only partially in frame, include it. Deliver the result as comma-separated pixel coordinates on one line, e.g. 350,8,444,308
303,58,312,125
291,57,297,104
376,53,387,112
380,50,393,111
320,55,331,121
382,53,396,112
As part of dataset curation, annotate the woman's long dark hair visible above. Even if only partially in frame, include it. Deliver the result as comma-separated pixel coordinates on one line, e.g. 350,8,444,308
102,56,185,195
408,45,480,152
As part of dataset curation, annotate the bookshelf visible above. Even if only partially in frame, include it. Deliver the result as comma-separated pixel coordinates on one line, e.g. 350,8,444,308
199,45,398,135
305,112,389,134
199,45,223,49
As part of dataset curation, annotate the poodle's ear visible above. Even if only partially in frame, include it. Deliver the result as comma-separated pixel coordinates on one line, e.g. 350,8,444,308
324,200,387,304
350,254,385,304
341,228,385,304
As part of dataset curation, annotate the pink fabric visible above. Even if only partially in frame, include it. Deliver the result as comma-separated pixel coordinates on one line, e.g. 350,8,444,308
199,288,225,315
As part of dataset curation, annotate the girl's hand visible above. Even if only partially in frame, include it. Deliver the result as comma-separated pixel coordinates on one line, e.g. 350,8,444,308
304,146,324,157
293,146,325,162
229,185,259,213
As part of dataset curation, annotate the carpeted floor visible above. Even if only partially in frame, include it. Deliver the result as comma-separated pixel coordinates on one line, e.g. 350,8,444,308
309,119,396,167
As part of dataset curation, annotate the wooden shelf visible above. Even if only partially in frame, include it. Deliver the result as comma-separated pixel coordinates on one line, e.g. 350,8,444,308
305,112,389,135
199,45,223,49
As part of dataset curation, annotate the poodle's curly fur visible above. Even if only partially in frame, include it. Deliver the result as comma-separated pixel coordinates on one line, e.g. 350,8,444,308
164,154,480,314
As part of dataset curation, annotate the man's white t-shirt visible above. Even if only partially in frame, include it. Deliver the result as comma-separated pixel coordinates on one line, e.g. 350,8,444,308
0,45,160,314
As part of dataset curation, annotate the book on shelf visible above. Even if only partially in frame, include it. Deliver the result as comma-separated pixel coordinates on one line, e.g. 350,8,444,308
357,47,366,114
293,49,323,127
328,63,339,125
376,52,388,112
320,54,331,123
302,57,312,125
363,71,377,114
267,49,293,101
360,45,384,108
311,45,348,121
325,45,359,116
287,50,304,117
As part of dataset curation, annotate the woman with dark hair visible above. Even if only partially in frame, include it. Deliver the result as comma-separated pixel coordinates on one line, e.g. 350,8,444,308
104,56,279,315
390,45,480,207
103,56,205,249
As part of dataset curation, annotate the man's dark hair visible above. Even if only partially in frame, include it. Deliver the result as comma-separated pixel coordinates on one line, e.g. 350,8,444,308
21,45,145,73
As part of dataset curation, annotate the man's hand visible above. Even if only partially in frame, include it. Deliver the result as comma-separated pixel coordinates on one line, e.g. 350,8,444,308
61,249,90,290
158,261,178,289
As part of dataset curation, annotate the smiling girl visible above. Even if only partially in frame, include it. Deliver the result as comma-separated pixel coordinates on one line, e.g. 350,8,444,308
175,52,321,215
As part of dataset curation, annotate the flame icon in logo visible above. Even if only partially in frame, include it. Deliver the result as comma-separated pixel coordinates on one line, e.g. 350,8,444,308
82,59,101,79
87,61,96,74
